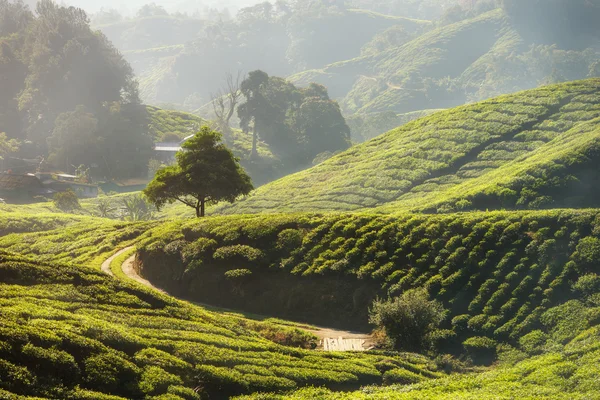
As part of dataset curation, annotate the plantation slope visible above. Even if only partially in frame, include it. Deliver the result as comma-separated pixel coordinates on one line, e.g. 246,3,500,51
289,10,507,114
348,9,507,114
137,209,600,358
218,80,600,215
237,324,600,400
0,227,443,398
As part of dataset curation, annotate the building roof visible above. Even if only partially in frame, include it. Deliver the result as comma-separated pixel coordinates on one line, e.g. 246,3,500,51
0,173,43,190
154,142,182,152
112,178,150,187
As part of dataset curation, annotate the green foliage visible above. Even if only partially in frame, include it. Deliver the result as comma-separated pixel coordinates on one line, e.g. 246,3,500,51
573,274,600,300
238,71,351,165
225,269,253,280
121,194,154,221
219,80,600,215
463,336,497,365
0,217,443,398
139,366,183,396
369,288,446,353
144,127,253,217
53,189,81,212
138,209,600,363
0,0,144,178
381,368,425,385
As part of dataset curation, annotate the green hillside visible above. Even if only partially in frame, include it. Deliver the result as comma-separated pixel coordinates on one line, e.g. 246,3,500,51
105,6,431,108
218,80,600,215
132,209,600,400
0,214,443,399
291,7,600,117
136,210,600,350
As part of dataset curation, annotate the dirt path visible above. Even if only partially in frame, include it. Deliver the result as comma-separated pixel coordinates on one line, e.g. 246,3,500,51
308,328,375,351
104,247,374,351
100,247,133,277
121,252,167,295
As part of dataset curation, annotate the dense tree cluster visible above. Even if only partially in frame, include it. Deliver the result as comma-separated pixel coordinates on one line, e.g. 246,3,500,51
238,70,351,166
0,0,152,179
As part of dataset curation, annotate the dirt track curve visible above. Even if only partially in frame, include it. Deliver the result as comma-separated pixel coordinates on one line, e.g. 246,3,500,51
103,247,373,351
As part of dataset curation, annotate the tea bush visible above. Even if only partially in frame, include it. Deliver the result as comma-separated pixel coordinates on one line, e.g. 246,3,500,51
0,250,441,399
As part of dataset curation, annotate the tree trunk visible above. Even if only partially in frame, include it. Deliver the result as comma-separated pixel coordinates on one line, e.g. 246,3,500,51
200,198,206,217
251,120,258,159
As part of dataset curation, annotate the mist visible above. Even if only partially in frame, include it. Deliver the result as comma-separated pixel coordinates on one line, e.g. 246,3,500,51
2,0,600,183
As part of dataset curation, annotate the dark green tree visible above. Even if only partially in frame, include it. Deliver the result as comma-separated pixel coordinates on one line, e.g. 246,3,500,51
238,73,350,165
144,126,253,217
19,0,139,144
238,70,269,158
369,288,446,352
295,93,351,164
47,106,99,174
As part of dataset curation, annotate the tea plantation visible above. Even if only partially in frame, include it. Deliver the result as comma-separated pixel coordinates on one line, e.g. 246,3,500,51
218,79,600,215
134,210,600,398
0,215,444,399
3,79,600,399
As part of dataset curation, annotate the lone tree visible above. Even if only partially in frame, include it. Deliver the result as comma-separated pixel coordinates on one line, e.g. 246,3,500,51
144,127,253,217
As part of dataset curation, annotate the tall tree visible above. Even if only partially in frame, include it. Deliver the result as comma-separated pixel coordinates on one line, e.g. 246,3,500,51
295,96,351,164
211,71,244,141
238,70,269,158
47,106,99,174
0,132,19,172
144,127,253,217
19,0,140,145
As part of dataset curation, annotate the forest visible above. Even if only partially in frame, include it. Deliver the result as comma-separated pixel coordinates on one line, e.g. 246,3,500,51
2,0,600,399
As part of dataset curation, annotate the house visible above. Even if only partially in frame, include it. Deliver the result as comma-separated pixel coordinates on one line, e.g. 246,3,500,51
0,173,54,201
100,178,149,194
35,172,99,199
154,135,192,163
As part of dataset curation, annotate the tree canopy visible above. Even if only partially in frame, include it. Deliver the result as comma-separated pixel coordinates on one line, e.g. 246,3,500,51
0,0,149,179
144,126,253,217
238,71,351,166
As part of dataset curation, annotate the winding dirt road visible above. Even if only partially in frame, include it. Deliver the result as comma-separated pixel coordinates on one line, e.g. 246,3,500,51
100,247,132,277
103,247,373,351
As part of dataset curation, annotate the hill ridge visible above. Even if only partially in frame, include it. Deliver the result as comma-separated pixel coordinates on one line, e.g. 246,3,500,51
218,79,600,215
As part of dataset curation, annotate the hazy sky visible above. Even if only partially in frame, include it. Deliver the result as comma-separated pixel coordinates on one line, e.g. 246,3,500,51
54,0,259,15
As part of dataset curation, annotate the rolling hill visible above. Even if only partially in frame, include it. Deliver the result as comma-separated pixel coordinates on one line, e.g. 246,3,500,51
0,213,443,399
133,209,600,399
218,79,600,215
95,7,431,108
291,6,600,119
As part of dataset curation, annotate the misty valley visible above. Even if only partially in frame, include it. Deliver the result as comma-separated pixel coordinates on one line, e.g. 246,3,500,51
2,0,600,399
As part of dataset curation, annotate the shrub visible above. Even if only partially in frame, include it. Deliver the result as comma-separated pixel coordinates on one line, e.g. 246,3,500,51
276,229,304,252
463,337,498,365
382,368,424,385
213,245,264,263
575,237,600,267
83,353,140,395
167,385,202,400
369,288,446,352
139,366,183,396
573,274,600,300
519,330,548,355
224,269,253,280
53,189,81,212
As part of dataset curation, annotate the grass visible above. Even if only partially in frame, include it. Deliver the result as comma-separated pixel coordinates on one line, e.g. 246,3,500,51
217,80,600,215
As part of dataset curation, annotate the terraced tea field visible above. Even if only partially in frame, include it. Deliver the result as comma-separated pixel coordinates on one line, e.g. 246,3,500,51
0,215,444,399
218,80,600,215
